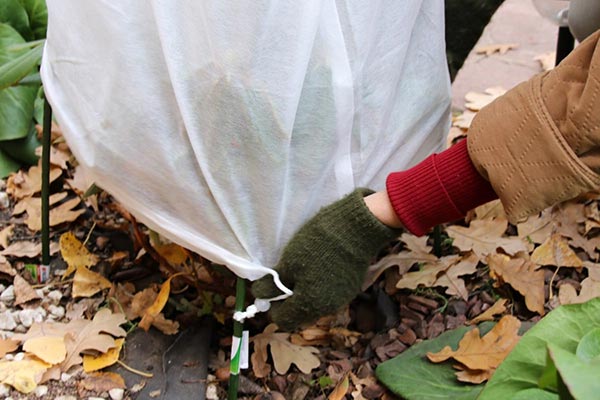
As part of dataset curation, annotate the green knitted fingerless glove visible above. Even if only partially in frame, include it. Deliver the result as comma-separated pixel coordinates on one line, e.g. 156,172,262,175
252,188,402,330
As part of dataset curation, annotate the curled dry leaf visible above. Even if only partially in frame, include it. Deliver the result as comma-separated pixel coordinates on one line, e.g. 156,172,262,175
427,315,521,384
138,273,185,331
487,254,546,315
396,255,460,290
83,338,124,372
251,323,320,378
60,232,99,279
6,164,62,200
468,299,507,325
328,374,349,400
435,253,479,300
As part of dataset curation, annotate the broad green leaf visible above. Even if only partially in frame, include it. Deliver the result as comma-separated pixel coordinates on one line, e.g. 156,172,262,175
0,84,37,140
33,85,43,124
18,0,47,40
548,343,600,400
575,328,600,362
0,147,20,177
511,388,558,400
537,351,558,392
376,323,495,400
0,23,27,65
0,123,39,164
479,298,600,399
0,0,32,40
18,71,40,86
0,44,42,90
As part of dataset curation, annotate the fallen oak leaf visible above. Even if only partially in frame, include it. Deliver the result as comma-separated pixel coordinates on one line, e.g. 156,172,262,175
72,266,112,298
0,256,16,276
0,226,14,249
0,338,19,357
138,272,186,331
0,241,59,258
531,233,583,267
60,232,99,279
396,255,460,290
427,315,521,383
78,371,126,393
435,253,479,300
34,146,71,170
22,197,85,232
251,323,320,378
487,254,546,315
558,277,600,305
464,87,506,111
452,110,476,129
6,165,62,200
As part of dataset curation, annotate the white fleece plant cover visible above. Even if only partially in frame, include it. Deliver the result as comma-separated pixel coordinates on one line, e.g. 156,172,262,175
41,1,451,286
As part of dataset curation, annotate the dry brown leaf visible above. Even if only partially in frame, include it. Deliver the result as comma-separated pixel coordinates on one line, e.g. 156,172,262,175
466,199,506,223
13,192,67,216
0,338,19,357
0,241,59,258
487,254,545,315
60,232,99,279
329,374,349,400
34,146,71,170
531,233,583,267
396,255,460,290
446,218,529,258
14,308,126,372
468,299,508,325
0,256,16,276
427,315,521,383
534,52,556,71
475,43,518,56
454,367,492,384
558,277,600,305
0,226,14,249
138,273,185,331
363,233,438,290
0,357,50,393
464,87,506,111
517,211,553,245
6,165,62,200
23,197,85,231
78,371,126,392
64,166,94,195
435,253,479,300
446,127,467,148
14,274,40,305
72,266,112,298
584,261,600,281
251,324,320,377
23,336,66,364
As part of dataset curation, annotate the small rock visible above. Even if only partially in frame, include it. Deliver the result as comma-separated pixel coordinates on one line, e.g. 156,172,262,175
0,192,9,209
0,284,5,294
48,305,65,319
55,396,77,400
19,308,46,328
0,286,15,303
60,372,71,382
47,290,63,304
35,289,45,298
88,397,105,400
0,331,13,339
206,384,219,400
14,324,27,333
0,383,10,396
0,311,16,331
35,385,48,397
13,352,24,361
4,354,12,361
108,388,124,400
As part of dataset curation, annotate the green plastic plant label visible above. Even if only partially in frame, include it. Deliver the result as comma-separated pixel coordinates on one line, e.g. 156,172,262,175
24,264,50,283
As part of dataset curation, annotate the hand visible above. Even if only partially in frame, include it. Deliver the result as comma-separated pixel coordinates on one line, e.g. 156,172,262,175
251,189,402,330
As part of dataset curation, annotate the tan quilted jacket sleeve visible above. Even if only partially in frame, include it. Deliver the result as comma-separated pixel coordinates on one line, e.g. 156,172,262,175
468,29,600,223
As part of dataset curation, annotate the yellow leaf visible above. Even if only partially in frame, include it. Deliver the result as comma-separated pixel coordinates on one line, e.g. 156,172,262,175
427,315,521,373
138,273,185,331
60,232,99,279
83,338,124,372
531,233,583,267
487,254,546,315
23,336,66,364
328,375,349,400
468,299,507,325
0,358,50,393
72,266,112,298
251,324,320,377
154,243,189,266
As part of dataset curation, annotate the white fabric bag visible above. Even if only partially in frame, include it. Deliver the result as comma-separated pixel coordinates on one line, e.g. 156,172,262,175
41,1,451,289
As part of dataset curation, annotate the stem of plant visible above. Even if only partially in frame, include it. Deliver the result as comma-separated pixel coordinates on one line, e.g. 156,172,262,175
227,277,246,400
432,225,442,257
41,97,52,266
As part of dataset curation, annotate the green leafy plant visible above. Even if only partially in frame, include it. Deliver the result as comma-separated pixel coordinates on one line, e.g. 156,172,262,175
376,298,600,400
0,0,47,177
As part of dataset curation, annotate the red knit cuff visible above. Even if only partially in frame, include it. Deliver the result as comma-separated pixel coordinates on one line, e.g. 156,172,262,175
386,139,498,236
